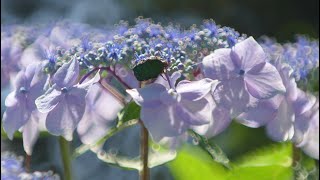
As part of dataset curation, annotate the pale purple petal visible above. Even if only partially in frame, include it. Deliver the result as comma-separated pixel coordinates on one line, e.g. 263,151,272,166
77,111,111,145
232,36,266,71
293,98,319,145
5,92,18,107
176,78,218,101
77,84,123,144
126,83,166,108
177,98,211,125
266,99,295,141
293,89,317,115
77,71,100,90
45,88,86,141
202,48,236,81
22,114,40,155
141,105,188,142
213,78,251,118
13,70,27,90
237,95,283,128
193,106,231,138
35,86,62,113
114,65,139,88
52,58,79,88
245,62,286,99
301,109,319,160
2,100,30,140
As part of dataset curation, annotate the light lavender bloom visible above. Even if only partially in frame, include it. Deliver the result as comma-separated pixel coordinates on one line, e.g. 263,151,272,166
77,82,124,145
3,62,48,155
1,36,24,87
127,72,218,141
35,58,99,141
298,99,319,159
238,60,318,145
203,36,286,118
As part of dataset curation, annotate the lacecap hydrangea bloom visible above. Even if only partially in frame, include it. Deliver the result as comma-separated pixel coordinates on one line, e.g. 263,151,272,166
1,18,319,164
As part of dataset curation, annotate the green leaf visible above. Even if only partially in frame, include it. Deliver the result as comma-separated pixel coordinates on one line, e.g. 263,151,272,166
227,142,293,180
188,130,230,168
117,101,141,127
168,144,228,180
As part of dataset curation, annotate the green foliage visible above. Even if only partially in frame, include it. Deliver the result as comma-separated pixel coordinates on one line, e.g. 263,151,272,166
168,142,295,180
168,144,228,180
228,142,293,180
117,101,141,127
188,130,230,168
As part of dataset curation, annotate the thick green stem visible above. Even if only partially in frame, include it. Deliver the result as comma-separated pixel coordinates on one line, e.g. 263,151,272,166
140,121,150,180
59,137,73,180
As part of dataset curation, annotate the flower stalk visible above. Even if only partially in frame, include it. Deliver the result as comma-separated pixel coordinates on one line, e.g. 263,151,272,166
59,136,73,180
140,121,150,180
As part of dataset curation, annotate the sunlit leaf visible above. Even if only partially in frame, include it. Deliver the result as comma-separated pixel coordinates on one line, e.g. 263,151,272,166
227,142,293,180
117,101,141,127
168,144,228,180
188,130,230,168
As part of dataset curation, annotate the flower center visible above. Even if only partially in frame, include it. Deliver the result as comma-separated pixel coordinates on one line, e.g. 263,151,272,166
239,69,245,75
19,87,28,94
61,87,69,93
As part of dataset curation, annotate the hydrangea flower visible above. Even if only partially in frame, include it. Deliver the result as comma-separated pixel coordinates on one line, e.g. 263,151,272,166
35,58,99,141
298,99,319,159
127,72,219,141
202,36,286,118
237,60,318,143
3,62,48,155
77,82,124,145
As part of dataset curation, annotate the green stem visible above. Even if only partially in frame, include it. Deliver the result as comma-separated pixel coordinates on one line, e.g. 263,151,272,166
140,121,150,180
59,137,73,180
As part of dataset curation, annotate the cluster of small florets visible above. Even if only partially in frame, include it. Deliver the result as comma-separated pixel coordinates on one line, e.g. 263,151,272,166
1,152,60,180
261,36,319,81
1,17,248,86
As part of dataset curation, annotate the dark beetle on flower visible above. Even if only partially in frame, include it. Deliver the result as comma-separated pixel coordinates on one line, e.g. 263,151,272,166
132,56,169,81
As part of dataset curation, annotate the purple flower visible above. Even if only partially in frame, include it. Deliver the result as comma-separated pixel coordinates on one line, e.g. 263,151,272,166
238,60,318,143
35,58,100,141
3,62,48,155
77,83,124,145
298,99,319,159
126,72,218,141
203,36,286,118
1,37,23,87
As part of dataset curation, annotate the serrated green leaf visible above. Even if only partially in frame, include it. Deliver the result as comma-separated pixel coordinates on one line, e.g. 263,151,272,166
227,142,293,180
168,144,228,180
117,101,141,127
188,130,230,168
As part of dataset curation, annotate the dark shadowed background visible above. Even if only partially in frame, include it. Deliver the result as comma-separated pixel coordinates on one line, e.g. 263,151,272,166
1,0,319,41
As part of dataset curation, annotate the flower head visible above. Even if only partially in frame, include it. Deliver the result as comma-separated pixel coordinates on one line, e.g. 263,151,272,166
127,72,218,141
